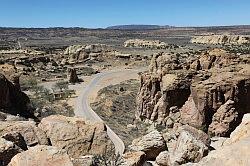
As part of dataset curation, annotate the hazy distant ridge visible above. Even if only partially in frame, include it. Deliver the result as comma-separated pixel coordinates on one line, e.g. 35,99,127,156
106,25,173,30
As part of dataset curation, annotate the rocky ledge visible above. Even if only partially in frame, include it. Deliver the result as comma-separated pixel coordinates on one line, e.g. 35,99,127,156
191,35,250,45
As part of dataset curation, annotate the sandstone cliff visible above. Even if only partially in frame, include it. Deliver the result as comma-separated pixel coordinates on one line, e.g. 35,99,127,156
136,49,250,137
191,35,250,45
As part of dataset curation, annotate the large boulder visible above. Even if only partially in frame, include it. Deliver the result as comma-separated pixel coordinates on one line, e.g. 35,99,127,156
129,130,167,160
0,121,48,147
38,115,111,158
156,151,170,166
169,129,209,165
8,145,73,166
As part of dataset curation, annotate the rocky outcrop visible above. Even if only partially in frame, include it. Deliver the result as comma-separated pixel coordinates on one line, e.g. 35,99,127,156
0,138,22,165
67,67,79,83
8,145,73,166
189,48,239,70
137,49,250,138
64,44,112,63
128,126,210,165
38,115,111,158
124,39,173,49
191,35,250,45
0,121,49,147
169,130,209,165
208,100,238,136
0,73,32,118
129,130,167,160
181,71,250,136
196,114,250,166
136,52,191,125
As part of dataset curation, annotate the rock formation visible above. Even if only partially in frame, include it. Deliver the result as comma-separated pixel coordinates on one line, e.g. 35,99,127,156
129,130,167,160
0,121,49,147
136,52,192,125
191,35,250,45
0,115,112,165
169,129,209,165
67,67,79,83
8,145,73,166
181,70,250,136
195,114,250,166
136,48,250,137
124,39,173,49
38,115,112,158
0,73,33,118
64,44,113,63
127,125,211,165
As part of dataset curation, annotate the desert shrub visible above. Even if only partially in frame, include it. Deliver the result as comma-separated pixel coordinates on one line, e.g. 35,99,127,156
93,146,124,166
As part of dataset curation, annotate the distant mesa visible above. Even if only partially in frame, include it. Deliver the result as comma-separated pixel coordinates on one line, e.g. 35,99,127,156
106,24,173,30
191,34,250,45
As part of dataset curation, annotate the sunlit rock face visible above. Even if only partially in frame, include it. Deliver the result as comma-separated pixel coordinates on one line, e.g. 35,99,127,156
191,35,250,45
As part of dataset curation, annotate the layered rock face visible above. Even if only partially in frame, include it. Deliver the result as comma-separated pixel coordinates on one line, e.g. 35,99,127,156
181,71,250,135
191,35,250,45
124,39,174,49
136,52,192,125
137,49,250,137
0,73,32,118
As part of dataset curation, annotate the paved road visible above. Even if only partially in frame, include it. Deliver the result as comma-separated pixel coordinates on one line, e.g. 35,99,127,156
74,68,145,155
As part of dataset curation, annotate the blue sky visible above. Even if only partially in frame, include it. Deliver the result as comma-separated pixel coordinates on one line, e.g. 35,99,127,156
0,0,249,28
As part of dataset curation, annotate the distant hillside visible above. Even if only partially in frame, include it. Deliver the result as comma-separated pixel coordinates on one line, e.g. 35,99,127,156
106,25,173,30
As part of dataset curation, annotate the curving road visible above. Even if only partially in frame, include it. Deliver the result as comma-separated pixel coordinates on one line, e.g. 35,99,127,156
74,68,145,155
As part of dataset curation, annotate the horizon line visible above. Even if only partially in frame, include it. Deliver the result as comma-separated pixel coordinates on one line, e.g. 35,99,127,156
0,24,250,29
